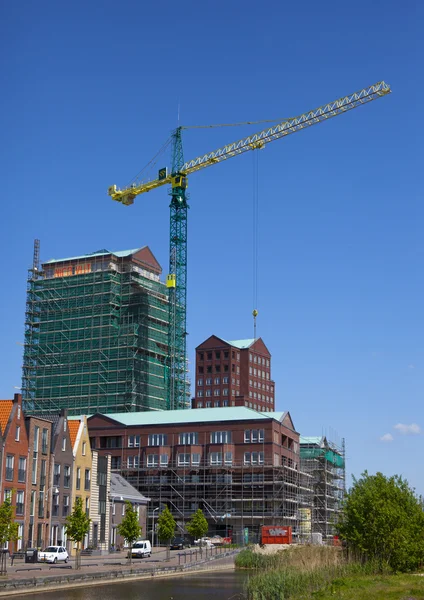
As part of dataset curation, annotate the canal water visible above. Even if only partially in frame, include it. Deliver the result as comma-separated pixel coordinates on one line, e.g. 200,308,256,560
14,571,248,599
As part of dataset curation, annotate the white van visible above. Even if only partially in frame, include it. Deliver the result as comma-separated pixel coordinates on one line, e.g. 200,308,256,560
131,540,152,558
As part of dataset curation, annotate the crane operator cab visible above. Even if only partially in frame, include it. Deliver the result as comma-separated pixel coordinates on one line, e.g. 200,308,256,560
171,174,188,189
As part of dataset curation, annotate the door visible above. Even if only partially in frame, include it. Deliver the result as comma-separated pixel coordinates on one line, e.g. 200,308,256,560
93,523,98,549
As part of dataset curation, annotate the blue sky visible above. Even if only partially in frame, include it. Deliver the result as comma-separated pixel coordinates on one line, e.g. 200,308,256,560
1,1,422,492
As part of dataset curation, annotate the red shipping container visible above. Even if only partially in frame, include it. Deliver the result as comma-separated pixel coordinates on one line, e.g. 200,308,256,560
261,526,292,545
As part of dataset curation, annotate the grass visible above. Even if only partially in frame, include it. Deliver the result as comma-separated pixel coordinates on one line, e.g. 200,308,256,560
236,547,424,599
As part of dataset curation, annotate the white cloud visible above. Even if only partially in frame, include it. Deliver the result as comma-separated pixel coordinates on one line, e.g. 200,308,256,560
408,364,415,370
380,433,393,442
394,423,421,435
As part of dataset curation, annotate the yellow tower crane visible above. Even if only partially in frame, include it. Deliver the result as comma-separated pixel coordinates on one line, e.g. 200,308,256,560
108,81,391,410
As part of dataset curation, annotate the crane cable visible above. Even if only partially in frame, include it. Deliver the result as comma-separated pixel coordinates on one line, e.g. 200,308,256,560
252,151,259,340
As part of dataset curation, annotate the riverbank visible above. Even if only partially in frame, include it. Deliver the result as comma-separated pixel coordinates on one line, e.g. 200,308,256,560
0,548,239,597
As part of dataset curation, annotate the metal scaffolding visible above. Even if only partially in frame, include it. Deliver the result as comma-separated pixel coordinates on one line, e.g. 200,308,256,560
300,436,346,540
22,246,189,415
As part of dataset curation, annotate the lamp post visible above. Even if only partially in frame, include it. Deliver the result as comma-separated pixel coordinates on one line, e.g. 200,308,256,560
152,507,159,550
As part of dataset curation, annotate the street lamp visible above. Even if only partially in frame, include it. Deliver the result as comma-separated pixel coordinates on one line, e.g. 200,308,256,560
152,507,159,550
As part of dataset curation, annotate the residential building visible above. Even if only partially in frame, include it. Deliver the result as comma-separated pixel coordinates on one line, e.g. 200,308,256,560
68,416,92,552
89,452,111,552
0,394,28,553
88,407,306,543
192,336,275,412
24,415,53,549
22,245,182,416
32,409,74,549
109,473,149,550
300,436,346,540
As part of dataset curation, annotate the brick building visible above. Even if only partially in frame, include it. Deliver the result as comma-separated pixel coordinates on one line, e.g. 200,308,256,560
0,394,28,553
87,407,306,543
192,336,275,412
24,415,53,549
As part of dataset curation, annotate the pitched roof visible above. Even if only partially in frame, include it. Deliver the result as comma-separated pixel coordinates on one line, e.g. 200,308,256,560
44,247,144,265
91,407,287,427
224,338,256,349
110,473,149,504
68,420,81,448
0,401,13,435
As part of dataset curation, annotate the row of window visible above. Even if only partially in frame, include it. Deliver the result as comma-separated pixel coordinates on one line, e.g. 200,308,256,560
198,364,240,374
197,400,273,412
198,351,237,361
197,388,231,397
250,354,270,367
250,380,273,392
248,391,273,402
130,451,265,467
197,377,231,386
249,367,270,380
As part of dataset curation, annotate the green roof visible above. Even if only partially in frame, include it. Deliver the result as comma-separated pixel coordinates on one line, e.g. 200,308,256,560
44,247,143,265
300,436,324,446
96,407,286,427
224,338,256,349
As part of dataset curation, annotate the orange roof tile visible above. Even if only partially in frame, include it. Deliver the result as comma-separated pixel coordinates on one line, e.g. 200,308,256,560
68,420,81,448
0,401,13,436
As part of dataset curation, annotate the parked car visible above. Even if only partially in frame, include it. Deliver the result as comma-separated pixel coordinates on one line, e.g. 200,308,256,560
170,536,191,550
194,537,214,548
210,535,223,546
38,546,69,564
130,540,152,558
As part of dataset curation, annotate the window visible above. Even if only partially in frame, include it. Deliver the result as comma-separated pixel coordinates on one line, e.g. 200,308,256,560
18,457,26,483
244,451,264,465
53,463,61,486
249,366,252,375
274,453,280,466
160,454,168,467
33,426,39,453
206,377,212,385
254,355,257,363
197,401,203,408
224,452,233,465
237,353,240,361
84,468,91,491
122,502,125,516
205,389,211,397
127,455,140,468
236,366,240,374
41,428,48,454
199,352,204,361
16,491,24,516
30,491,35,516
206,366,212,373
5,456,14,481
223,400,229,407
198,366,204,373
210,431,231,444
15,426,20,442
207,352,212,360
197,390,203,397
82,441,86,456
215,364,221,372
85,497,90,517
206,401,212,408
179,432,198,445
213,389,220,397
128,435,141,448
178,453,190,466
192,453,200,465
224,351,229,359
197,378,203,386
223,388,228,396
250,353,253,362
76,467,81,490
38,491,44,518
148,434,167,446
62,437,66,451
222,376,229,384
224,364,229,372
31,456,37,485
147,454,159,467
232,390,235,396
214,401,220,407
17,406,21,419
214,377,220,385
209,452,222,465
64,465,71,488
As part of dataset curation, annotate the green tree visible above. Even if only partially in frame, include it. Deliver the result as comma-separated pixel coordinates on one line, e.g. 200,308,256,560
186,509,208,541
157,506,176,560
117,501,141,565
337,471,424,572
65,497,91,570
0,496,19,575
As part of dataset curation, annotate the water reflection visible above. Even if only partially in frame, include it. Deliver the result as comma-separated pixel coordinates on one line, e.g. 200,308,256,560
16,571,248,600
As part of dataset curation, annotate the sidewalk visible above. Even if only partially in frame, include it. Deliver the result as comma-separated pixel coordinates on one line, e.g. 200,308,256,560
0,546,240,596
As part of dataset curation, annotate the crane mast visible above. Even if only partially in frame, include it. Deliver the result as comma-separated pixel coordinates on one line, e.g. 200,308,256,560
108,81,391,411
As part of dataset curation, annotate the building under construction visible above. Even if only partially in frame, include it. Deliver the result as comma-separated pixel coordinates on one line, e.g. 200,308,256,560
300,436,346,540
87,407,318,544
22,244,189,415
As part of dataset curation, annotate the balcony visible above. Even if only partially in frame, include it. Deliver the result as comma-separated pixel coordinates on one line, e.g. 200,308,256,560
5,468,14,481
